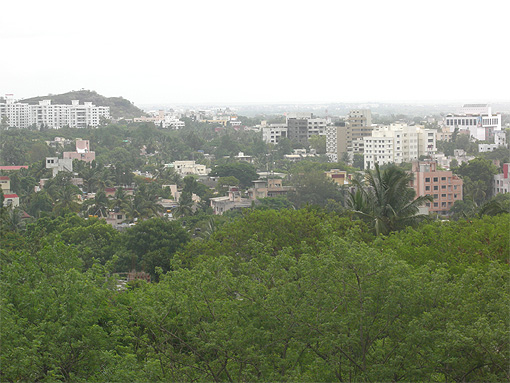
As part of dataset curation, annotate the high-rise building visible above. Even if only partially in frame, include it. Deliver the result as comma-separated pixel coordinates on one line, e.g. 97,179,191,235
326,109,373,162
363,123,436,170
286,113,327,145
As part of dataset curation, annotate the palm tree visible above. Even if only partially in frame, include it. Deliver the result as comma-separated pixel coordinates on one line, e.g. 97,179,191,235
52,184,81,216
348,164,432,235
132,183,165,220
111,187,132,213
173,192,194,218
84,190,109,218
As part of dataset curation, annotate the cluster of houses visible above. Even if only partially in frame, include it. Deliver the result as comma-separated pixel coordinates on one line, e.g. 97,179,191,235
2,101,509,221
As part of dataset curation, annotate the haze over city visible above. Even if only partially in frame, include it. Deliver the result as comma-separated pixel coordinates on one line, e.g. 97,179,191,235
1,0,509,105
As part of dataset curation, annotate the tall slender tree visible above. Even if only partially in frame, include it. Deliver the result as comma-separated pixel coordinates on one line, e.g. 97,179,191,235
348,164,432,235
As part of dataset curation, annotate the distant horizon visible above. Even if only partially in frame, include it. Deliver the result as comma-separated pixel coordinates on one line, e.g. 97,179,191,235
4,91,509,109
2,1,508,111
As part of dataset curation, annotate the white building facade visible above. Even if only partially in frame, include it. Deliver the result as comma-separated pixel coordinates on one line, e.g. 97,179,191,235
363,124,436,170
262,124,288,144
166,161,209,176
444,104,502,141
0,96,110,129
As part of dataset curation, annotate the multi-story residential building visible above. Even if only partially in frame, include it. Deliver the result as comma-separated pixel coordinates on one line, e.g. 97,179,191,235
479,131,507,152
287,113,327,145
63,139,95,163
0,95,31,129
45,157,73,177
262,123,288,144
436,126,453,142
363,123,436,170
410,160,463,215
210,187,252,215
444,104,502,141
493,163,509,195
0,95,110,129
166,161,209,176
247,179,294,200
326,110,373,162
0,176,11,193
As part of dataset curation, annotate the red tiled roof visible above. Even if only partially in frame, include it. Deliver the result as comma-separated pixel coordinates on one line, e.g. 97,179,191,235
0,166,28,171
0,176,10,180
3,194,18,198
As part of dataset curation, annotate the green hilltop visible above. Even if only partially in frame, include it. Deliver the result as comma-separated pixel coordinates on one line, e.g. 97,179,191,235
20,90,146,119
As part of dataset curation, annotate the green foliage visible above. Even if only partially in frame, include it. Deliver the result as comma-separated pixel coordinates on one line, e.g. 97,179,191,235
118,218,190,279
374,214,509,270
455,158,499,205
308,134,327,154
209,162,259,189
287,171,344,208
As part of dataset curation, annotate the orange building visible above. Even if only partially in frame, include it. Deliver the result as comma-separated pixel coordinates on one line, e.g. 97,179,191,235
410,161,463,215
324,169,352,185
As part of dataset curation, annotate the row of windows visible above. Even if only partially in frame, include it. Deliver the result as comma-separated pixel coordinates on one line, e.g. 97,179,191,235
427,193,459,199
425,177,449,182
425,184,458,191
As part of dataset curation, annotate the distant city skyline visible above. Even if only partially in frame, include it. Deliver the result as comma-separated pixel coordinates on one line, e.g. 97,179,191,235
1,0,509,106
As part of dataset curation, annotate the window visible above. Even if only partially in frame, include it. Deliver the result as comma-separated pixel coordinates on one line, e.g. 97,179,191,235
433,177,438,182
441,177,446,181
433,194,438,199
441,194,446,198
434,202,438,207
425,186,430,191
425,177,430,182
434,186,438,190
442,185,446,189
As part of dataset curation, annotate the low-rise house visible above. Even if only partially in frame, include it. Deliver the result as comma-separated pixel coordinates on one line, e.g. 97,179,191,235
166,161,209,176
3,193,19,208
0,176,11,193
247,179,294,200
105,209,127,227
210,187,252,215
324,169,351,185
63,139,95,163
46,157,73,177
234,152,253,163
0,166,28,171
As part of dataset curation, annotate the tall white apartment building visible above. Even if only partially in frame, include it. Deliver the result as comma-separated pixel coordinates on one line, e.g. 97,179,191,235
0,96,31,129
0,95,110,129
444,104,501,141
363,123,436,170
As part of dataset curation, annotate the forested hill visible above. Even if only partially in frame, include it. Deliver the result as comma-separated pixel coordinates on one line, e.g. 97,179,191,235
20,90,146,119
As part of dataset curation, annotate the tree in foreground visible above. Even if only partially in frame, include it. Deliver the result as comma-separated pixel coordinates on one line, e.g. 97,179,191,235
348,163,432,235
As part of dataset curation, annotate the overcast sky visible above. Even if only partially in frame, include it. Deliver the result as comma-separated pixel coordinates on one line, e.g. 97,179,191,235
1,0,509,106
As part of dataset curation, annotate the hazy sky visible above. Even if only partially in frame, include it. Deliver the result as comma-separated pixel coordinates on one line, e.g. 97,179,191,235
1,0,509,106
